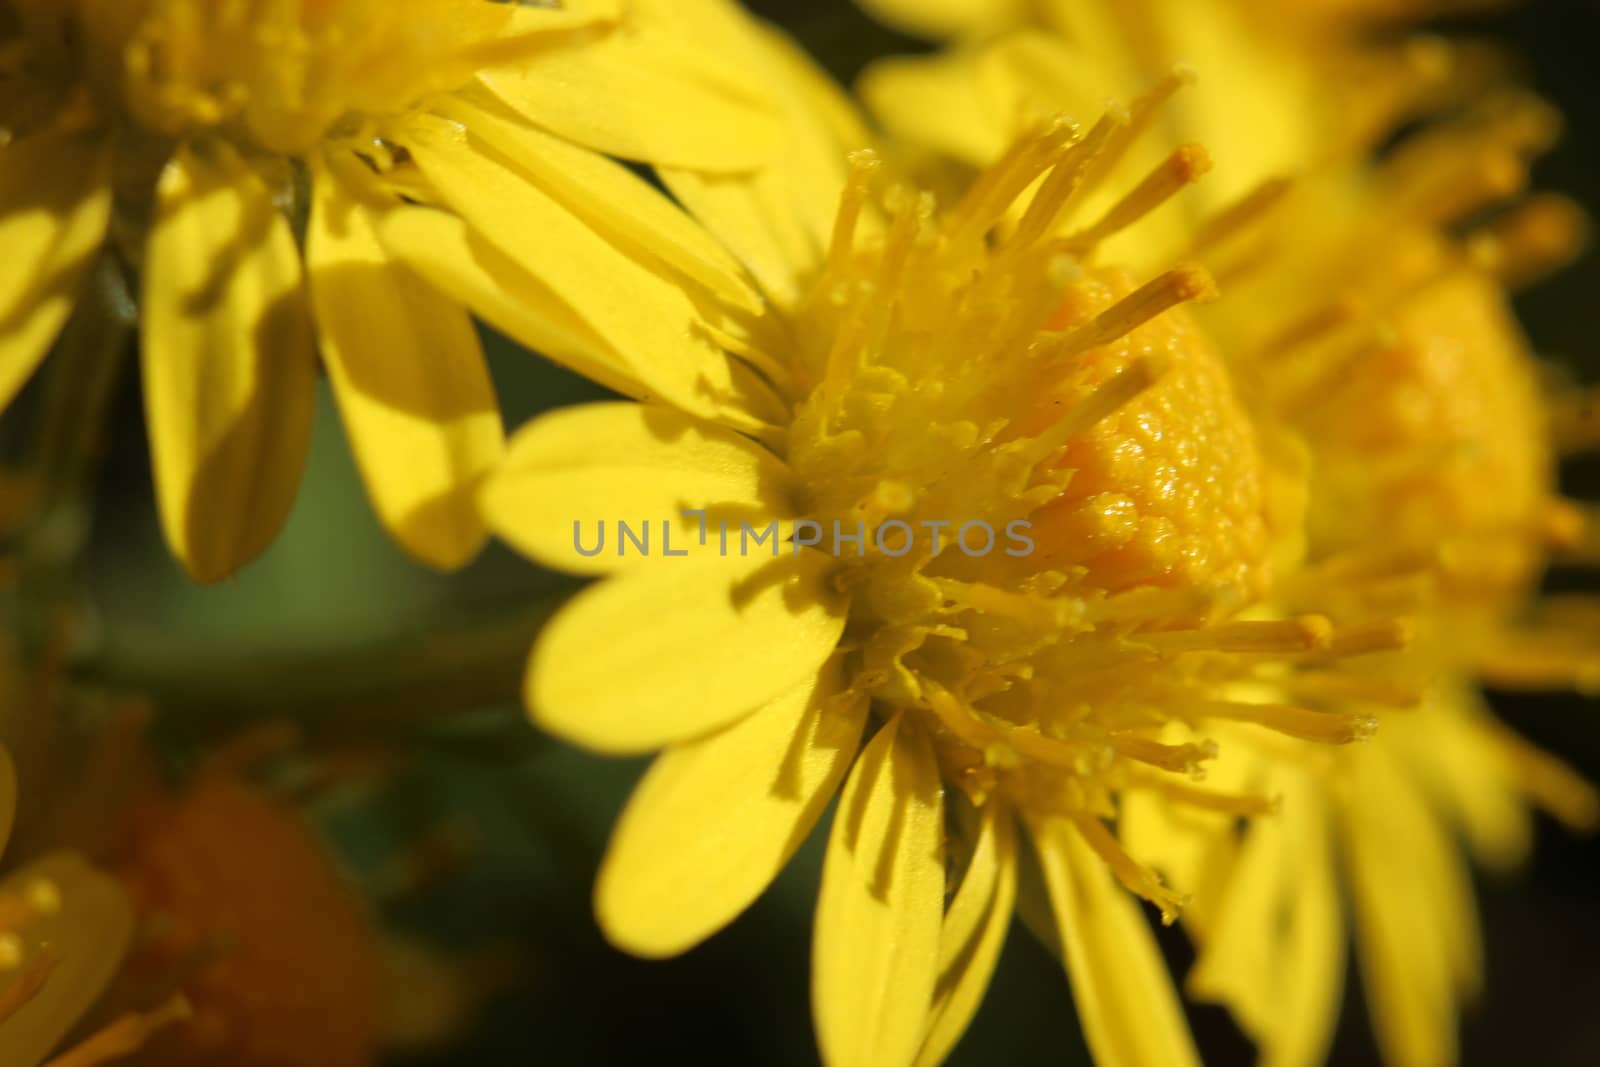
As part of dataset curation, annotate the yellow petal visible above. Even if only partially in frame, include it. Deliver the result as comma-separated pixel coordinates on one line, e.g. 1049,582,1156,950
1188,769,1344,1067
482,401,796,576
141,139,316,583
529,550,846,754
1264,798,1344,1067
1401,693,1531,872
306,157,501,570
813,713,945,1067
376,206,643,398
596,661,866,957
0,131,111,411
0,852,133,1067
1341,744,1477,1067
655,1,876,308
0,744,15,859
444,92,764,315
857,49,1002,169
398,119,777,431
1030,814,1202,1067
915,800,1017,1067
855,0,1027,39
476,15,779,172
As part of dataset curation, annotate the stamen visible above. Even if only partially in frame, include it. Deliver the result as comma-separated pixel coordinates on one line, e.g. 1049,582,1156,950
1009,108,1126,250
1071,814,1188,923
828,150,882,274
1048,265,1218,355
1381,133,1528,226
1063,143,1213,252
1189,175,1295,255
922,679,1008,752
1196,700,1378,744
933,578,1087,630
1033,355,1171,453
1252,294,1367,360
1085,585,1222,624
1139,615,1334,654
1106,736,1218,776
1311,617,1417,660
1278,670,1424,708
1135,776,1280,817
40,993,193,1067
1468,194,1589,291
952,115,1081,241
1474,634,1600,695
1075,66,1197,205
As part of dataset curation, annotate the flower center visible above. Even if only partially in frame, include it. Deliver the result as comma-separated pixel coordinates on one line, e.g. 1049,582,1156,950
770,112,1377,914
17,0,516,152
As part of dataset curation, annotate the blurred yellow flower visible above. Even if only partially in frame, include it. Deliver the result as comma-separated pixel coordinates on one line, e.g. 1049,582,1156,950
478,4,1403,1065
0,0,778,580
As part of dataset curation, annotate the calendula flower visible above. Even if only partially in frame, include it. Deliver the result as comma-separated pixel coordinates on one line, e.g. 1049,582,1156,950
0,0,778,580
478,4,1399,1065
861,2,1599,1064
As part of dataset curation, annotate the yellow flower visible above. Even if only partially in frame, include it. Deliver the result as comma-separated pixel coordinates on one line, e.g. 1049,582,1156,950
0,0,778,580
480,4,1396,1065
864,3,1599,1064
1178,182,1600,1067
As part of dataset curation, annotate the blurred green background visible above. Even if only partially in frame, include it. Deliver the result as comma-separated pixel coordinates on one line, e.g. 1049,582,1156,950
19,0,1600,1064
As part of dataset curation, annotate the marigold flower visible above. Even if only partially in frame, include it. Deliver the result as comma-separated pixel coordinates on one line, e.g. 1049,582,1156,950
0,0,778,580
479,4,1394,1065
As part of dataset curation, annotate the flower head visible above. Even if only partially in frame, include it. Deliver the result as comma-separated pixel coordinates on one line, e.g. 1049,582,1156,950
863,3,1600,1065
481,4,1395,1064
0,0,777,580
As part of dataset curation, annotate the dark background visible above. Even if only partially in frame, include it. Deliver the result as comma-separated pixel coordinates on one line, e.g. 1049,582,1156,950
31,1,1600,1064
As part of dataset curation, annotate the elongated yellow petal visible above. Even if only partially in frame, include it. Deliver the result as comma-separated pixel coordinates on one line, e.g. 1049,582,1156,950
398,119,777,431
476,16,779,172
307,158,500,570
1264,796,1344,1067
482,401,796,575
1341,744,1478,1067
1031,815,1202,1067
813,713,945,1067
141,139,316,583
654,1,875,308
857,50,1002,169
1400,693,1531,872
597,662,866,957
529,550,846,754
376,207,642,397
377,206,787,435
0,131,111,410
915,800,1017,1067
855,0,1026,40
1188,769,1344,1067
445,93,763,315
